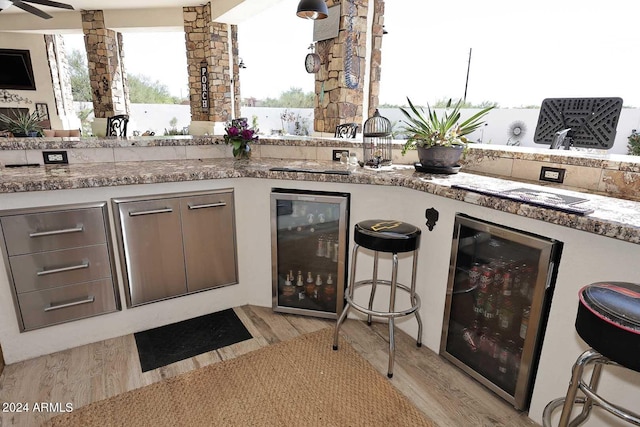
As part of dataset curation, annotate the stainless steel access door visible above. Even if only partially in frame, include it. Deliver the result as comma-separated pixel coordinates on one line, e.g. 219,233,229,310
180,191,238,292
116,198,187,306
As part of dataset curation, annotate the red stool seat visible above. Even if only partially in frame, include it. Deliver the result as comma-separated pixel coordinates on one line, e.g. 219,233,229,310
576,282,640,372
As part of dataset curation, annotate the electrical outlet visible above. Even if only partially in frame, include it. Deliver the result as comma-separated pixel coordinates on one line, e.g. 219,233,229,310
43,151,68,165
539,166,565,183
332,149,348,161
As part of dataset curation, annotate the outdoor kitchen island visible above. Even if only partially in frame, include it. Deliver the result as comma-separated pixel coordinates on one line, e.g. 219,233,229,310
0,137,638,426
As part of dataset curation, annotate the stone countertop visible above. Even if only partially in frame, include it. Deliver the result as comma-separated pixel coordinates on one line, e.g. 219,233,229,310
0,158,638,245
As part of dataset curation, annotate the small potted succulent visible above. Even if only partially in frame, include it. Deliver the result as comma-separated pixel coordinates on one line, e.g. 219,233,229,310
399,97,494,169
0,109,43,137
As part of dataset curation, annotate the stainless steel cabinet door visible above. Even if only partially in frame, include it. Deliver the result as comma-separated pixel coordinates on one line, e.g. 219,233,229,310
180,192,238,292
117,198,187,306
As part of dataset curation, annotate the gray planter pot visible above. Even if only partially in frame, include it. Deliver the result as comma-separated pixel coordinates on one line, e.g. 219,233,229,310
417,145,464,168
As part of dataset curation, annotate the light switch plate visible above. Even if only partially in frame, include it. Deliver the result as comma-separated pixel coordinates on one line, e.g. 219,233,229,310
43,151,68,165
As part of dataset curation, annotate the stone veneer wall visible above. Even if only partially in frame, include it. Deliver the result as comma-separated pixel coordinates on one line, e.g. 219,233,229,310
81,10,128,119
183,5,233,124
314,0,368,133
117,33,131,116
367,0,384,119
43,35,75,124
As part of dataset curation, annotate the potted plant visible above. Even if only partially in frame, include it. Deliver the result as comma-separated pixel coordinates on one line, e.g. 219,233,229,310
0,109,43,137
399,98,494,169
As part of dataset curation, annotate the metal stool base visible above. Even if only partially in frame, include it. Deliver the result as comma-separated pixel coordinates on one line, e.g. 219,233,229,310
333,243,422,378
543,349,640,427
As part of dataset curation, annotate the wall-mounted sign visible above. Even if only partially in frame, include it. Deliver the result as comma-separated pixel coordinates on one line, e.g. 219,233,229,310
313,5,340,42
200,62,209,110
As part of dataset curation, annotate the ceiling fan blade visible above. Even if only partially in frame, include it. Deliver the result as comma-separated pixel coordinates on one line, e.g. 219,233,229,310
21,0,73,10
11,0,53,18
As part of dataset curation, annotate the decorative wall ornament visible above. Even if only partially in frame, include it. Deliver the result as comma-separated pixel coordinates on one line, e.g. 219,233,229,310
0,89,33,104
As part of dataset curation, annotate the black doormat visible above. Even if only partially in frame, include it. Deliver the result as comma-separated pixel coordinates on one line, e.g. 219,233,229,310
134,308,252,372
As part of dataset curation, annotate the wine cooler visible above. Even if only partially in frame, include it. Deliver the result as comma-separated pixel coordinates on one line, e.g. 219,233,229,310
440,214,562,410
270,189,350,319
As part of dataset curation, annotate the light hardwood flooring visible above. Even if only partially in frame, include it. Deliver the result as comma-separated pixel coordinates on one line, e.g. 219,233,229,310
0,305,539,426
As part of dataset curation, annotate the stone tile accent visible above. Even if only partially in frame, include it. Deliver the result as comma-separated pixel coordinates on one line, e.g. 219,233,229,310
81,10,128,119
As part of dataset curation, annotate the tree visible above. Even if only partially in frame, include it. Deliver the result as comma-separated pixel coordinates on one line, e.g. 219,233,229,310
67,48,182,104
260,87,314,108
68,49,92,102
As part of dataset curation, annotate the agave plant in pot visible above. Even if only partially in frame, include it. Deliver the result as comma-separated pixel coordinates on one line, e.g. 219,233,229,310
399,98,494,172
0,109,43,137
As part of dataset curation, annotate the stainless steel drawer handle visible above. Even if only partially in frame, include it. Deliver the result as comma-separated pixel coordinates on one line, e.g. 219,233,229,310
188,202,226,210
37,262,90,276
44,296,95,312
129,208,173,217
29,226,84,238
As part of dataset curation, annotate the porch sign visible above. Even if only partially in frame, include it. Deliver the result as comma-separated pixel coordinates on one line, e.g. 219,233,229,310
200,61,209,112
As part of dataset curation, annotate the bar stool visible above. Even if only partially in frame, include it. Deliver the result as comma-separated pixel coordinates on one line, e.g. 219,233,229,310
543,282,640,427
333,219,423,378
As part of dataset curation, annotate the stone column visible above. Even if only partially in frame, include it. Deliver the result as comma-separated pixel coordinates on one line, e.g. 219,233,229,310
81,10,129,136
367,0,384,119
43,34,78,130
314,0,368,134
183,5,234,135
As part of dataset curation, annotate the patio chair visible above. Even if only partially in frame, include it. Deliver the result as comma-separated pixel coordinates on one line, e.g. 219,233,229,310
335,123,358,139
106,114,129,137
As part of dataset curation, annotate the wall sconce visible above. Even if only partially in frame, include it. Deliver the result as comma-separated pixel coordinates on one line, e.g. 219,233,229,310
382,25,388,35
296,0,328,20
239,58,246,69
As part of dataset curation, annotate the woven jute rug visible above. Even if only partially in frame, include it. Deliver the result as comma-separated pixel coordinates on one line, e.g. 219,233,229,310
45,328,434,427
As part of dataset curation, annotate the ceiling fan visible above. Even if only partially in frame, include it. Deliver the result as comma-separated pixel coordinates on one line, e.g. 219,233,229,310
0,0,74,19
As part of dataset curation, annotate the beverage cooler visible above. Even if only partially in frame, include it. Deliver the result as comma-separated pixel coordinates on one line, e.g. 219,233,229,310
440,214,562,410
270,189,350,319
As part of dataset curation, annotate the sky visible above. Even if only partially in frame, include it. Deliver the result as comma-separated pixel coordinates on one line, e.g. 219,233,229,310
64,0,640,108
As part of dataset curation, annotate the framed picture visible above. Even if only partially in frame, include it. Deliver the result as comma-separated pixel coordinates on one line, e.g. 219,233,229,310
35,103,50,129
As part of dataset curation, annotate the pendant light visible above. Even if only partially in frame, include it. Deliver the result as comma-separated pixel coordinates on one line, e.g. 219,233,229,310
296,0,328,20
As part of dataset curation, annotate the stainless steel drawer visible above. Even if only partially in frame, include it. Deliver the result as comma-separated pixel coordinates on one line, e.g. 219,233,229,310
1,207,107,256
10,244,112,293
18,278,117,331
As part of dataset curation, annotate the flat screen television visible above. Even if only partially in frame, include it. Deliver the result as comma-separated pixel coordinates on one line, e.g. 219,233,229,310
0,49,37,91
533,97,623,150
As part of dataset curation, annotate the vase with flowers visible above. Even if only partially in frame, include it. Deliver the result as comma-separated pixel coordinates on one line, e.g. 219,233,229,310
224,117,258,159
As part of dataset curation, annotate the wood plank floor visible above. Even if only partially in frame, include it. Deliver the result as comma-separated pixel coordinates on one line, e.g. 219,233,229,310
0,305,539,426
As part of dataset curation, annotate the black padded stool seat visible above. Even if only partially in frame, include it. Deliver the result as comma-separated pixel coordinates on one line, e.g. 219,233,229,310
354,220,421,253
576,281,640,372
542,281,640,427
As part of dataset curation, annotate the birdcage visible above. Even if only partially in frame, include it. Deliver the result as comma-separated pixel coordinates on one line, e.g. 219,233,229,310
362,109,392,168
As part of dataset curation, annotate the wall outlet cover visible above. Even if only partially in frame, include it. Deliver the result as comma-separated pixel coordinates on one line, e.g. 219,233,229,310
539,166,565,183
43,151,69,165
332,149,348,161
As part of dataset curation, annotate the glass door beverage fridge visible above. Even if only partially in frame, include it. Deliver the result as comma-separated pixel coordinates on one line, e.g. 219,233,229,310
440,214,562,410
271,188,350,319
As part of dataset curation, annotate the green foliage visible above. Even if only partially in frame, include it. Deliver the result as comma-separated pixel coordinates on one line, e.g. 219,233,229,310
0,110,43,135
431,98,499,109
399,97,494,155
76,108,94,136
67,48,184,104
628,130,640,156
261,87,314,108
68,50,92,102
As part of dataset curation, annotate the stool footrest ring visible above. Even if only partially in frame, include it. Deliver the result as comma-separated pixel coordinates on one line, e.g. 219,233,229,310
345,279,421,319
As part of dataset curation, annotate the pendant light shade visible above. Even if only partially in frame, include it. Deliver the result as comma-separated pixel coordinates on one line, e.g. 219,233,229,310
296,0,328,20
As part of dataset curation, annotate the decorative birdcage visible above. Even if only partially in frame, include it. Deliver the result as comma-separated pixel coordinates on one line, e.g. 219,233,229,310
362,109,392,168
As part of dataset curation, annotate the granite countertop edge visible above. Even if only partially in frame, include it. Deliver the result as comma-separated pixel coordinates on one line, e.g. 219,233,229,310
0,158,638,245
